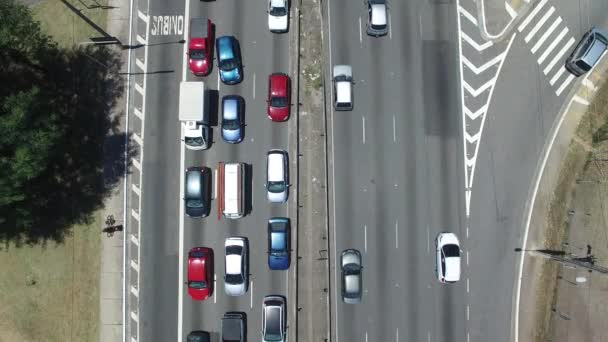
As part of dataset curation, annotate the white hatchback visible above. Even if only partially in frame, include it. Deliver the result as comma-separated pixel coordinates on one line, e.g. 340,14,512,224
266,149,289,203
224,237,248,296
268,0,288,33
333,65,353,111
435,233,461,283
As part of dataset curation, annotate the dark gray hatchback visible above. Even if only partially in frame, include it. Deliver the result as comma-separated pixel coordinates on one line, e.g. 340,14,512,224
185,167,212,218
565,27,608,77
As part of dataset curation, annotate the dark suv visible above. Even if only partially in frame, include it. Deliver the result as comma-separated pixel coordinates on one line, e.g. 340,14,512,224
184,167,212,218
565,27,608,77
222,312,246,342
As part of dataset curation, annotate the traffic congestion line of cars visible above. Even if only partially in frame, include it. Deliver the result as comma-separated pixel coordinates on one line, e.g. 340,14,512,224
183,5,292,341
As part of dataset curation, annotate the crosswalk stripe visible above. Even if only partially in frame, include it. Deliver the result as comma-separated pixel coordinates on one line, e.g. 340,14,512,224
538,27,568,65
531,17,562,54
556,74,575,96
543,37,575,75
549,66,566,86
518,0,548,32
525,7,555,43
505,2,518,19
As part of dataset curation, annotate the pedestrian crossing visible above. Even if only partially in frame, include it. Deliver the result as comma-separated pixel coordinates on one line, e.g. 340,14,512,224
517,0,577,96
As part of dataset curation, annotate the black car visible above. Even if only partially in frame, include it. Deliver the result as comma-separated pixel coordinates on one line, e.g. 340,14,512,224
565,27,608,77
184,167,212,218
222,311,246,342
187,331,210,342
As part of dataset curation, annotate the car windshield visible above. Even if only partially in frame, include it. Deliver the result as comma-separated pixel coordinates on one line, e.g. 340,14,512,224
219,58,237,71
226,245,242,255
270,96,288,108
269,6,287,16
225,273,243,284
442,244,460,257
223,118,240,130
371,23,386,30
189,281,207,289
185,136,204,146
186,199,203,208
189,49,206,60
270,232,286,253
267,181,285,193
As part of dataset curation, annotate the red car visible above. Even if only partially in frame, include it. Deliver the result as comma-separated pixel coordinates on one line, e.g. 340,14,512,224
187,247,214,301
267,73,291,121
188,18,213,76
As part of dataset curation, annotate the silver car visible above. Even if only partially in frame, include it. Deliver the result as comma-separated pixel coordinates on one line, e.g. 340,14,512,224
340,249,362,304
366,0,388,37
565,27,608,77
224,237,248,296
333,65,353,111
262,295,286,342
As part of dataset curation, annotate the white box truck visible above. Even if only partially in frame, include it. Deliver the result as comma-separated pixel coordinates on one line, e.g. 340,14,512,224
179,81,211,150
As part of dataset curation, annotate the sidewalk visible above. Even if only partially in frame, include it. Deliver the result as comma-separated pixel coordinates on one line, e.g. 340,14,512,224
516,54,608,341
99,0,132,341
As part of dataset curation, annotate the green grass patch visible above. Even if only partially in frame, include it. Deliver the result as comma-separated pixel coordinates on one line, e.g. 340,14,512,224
31,0,109,48
0,215,101,342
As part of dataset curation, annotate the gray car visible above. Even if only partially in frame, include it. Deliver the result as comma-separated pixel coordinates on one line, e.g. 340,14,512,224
366,0,388,37
184,167,211,218
565,27,608,77
340,249,362,304
262,295,286,342
221,95,244,143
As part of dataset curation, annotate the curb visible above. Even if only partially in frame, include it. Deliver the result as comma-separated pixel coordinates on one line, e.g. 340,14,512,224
512,51,608,342
477,0,535,42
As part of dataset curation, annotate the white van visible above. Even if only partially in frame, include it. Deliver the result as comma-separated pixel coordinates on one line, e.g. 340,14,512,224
222,162,246,219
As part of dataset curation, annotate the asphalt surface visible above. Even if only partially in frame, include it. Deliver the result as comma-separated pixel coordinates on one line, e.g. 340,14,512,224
460,0,608,340
325,1,467,341
138,0,295,340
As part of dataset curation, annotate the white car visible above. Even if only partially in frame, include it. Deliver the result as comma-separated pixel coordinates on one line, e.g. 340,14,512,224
268,0,289,33
435,233,461,283
333,65,353,111
224,237,248,296
266,149,289,203
366,0,388,37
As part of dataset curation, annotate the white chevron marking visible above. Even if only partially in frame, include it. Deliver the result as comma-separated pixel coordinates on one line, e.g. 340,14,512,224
466,156,475,167
463,78,495,97
464,104,488,120
459,6,478,26
461,53,505,74
465,131,481,144
461,32,494,51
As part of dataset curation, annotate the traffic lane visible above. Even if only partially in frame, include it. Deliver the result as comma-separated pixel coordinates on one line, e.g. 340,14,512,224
138,22,187,340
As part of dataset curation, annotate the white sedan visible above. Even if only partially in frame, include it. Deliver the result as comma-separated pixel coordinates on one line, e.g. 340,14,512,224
224,237,248,296
435,233,461,283
268,0,289,33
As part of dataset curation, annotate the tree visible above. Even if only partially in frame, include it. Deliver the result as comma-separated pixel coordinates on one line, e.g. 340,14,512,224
0,0,128,243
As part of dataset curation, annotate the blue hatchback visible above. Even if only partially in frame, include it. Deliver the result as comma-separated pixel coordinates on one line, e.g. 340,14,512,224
268,217,290,270
216,36,242,85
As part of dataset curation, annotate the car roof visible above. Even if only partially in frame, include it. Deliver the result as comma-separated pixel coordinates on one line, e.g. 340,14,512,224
583,35,607,65
270,0,285,7
222,96,239,120
444,257,461,281
371,4,387,26
186,169,202,198
225,253,242,275
270,73,288,97
267,151,286,182
217,36,234,57
188,248,208,280
336,81,352,104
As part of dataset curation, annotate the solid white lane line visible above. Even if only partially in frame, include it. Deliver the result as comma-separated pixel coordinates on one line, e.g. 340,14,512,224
217,72,221,91
362,116,366,144
544,37,575,75
538,27,568,65
214,273,217,303
250,280,254,308
393,115,396,142
556,74,575,96
531,17,561,54
518,0,548,32
253,73,256,99
549,66,566,86
395,220,399,249
359,17,363,45
213,168,218,199
524,6,555,43
364,225,367,253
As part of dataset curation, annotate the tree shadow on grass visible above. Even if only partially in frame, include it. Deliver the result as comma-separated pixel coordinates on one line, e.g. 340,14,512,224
0,45,136,246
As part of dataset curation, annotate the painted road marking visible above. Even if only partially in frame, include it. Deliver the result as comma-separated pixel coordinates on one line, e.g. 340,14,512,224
393,114,396,142
458,6,478,26
518,0,548,32
549,66,566,86
538,27,568,65
359,17,363,45
395,220,399,249
214,273,217,303
389,12,392,39
524,6,555,43
461,32,493,52
253,73,256,99
556,74,575,96
217,72,221,91
467,278,470,293
150,15,185,36
250,280,254,308
362,116,366,144
531,17,561,54
544,37,575,75
364,225,367,253
505,2,517,19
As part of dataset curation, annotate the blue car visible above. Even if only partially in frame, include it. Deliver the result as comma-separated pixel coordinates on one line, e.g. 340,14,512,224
268,217,290,270
216,36,243,85
221,95,244,143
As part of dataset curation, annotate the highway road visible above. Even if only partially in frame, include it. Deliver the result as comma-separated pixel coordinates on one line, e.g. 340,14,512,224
325,0,467,341
137,0,296,340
